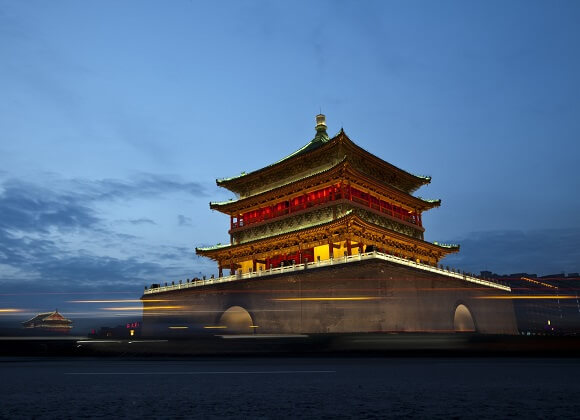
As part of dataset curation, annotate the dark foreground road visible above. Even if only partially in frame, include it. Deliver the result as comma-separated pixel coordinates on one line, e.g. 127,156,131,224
1,357,579,418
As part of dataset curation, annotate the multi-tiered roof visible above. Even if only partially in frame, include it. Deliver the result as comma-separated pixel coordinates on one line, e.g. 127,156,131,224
22,310,73,332
196,115,458,276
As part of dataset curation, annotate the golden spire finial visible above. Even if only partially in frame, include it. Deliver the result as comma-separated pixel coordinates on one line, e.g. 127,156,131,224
315,113,327,132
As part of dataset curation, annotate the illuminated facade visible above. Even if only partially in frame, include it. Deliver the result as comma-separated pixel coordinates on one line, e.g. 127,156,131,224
22,310,73,333
196,115,458,275
143,115,518,335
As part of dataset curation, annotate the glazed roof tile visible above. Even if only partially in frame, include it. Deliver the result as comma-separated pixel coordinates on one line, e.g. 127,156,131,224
22,310,72,325
196,243,232,252
211,159,440,212
196,210,355,252
217,129,431,189
217,130,332,184
196,210,458,254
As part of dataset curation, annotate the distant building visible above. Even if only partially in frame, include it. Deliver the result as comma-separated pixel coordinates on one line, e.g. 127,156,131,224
22,310,73,333
89,321,141,339
484,273,580,335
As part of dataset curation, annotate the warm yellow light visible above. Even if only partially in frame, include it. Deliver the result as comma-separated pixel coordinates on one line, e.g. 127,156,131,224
130,329,135,336
273,297,379,302
250,325,260,328
70,299,168,303
168,326,189,329
520,277,558,289
476,295,576,300
547,320,551,325
0,308,23,313
203,326,227,329
101,306,183,311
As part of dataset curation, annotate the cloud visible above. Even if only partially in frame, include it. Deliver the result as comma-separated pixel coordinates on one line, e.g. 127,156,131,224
0,228,59,270
0,230,193,293
0,174,205,233
64,173,206,203
0,226,155,287
177,214,192,226
442,228,580,276
128,218,156,225
33,255,165,287
0,178,100,233
155,246,192,262
0,174,209,294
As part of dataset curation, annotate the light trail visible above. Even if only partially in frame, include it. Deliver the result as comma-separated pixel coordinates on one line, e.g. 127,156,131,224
69,299,168,303
476,295,577,300
218,334,308,339
0,291,135,296
272,297,379,302
0,308,23,313
100,306,183,311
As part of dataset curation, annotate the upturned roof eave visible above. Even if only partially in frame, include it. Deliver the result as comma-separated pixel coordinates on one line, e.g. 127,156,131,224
211,160,440,214
433,242,460,251
210,156,349,212
338,132,431,192
216,130,431,193
196,211,458,258
196,209,358,255
417,198,442,210
21,310,71,325
216,131,333,187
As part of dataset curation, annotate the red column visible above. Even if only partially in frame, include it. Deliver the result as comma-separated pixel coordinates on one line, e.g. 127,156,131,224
346,240,352,256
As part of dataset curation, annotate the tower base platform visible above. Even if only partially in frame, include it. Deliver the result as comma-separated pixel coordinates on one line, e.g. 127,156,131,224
142,253,518,336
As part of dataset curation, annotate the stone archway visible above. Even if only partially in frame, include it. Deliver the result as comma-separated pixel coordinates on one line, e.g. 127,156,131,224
454,304,476,332
219,306,254,334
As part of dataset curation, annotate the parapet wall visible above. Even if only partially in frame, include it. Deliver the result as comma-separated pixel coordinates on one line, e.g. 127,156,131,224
142,259,518,336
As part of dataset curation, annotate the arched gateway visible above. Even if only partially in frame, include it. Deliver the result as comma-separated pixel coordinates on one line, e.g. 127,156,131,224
454,304,476,332
219,306,254,334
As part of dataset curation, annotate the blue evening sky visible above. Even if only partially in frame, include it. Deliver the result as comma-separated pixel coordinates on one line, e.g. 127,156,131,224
1,1,579,320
